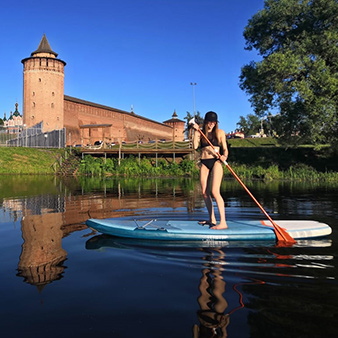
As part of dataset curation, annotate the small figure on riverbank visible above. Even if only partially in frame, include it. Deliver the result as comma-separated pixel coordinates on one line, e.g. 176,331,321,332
192,111,229,229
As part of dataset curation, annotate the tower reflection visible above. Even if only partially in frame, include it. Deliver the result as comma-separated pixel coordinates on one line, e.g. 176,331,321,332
17,213,67,291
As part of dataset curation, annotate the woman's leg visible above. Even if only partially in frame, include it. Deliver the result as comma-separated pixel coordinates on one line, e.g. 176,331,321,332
200,164,216,224
210,161,227,229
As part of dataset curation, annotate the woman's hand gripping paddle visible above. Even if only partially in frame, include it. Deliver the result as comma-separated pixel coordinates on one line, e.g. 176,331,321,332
189,118,296,245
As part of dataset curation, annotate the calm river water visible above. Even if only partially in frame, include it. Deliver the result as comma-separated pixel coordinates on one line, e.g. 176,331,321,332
0,175,337,338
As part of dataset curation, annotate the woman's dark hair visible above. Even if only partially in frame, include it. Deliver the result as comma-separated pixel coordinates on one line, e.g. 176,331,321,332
202,119,219,142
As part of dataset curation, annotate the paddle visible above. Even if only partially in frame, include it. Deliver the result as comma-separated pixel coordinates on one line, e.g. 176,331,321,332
189,118,296,245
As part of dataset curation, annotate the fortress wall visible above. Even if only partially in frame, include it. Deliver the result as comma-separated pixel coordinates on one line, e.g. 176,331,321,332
64,96,174,145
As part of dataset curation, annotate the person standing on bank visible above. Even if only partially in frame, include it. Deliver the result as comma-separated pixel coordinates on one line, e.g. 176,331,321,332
192,111,229,229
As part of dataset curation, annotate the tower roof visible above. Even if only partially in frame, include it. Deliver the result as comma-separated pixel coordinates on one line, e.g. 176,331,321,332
163,110,185,124
13,103,21,117
31,34,58,57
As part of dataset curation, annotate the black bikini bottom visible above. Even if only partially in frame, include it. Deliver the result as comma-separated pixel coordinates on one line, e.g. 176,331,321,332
201,158,218,170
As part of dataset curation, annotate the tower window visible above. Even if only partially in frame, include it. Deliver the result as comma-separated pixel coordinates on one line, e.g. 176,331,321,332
33,92,35,96
52,92,55,96
39,78,41,82
51,103,54,108
33,102,35,108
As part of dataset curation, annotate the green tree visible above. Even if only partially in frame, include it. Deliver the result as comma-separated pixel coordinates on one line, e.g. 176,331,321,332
240,0,338,147
236,114,261,136
184,111,203,139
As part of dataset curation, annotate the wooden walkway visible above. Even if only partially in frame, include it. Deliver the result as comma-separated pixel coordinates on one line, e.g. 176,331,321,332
78,140,194,162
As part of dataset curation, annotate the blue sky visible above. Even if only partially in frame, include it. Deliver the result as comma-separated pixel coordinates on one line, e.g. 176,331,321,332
0,0,264,133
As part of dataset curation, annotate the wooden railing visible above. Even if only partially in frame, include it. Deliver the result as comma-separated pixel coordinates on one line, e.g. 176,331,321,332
84,139,192,150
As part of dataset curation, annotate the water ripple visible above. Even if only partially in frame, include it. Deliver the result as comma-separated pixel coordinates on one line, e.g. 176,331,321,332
85,234,336,282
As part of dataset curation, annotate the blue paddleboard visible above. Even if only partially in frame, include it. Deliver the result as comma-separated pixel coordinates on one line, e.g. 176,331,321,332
86,218,332,241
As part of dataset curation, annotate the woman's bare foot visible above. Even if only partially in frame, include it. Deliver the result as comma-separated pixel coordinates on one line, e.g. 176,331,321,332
210,223,228,230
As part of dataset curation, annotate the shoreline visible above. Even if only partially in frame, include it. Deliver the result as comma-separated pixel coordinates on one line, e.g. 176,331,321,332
1,147,338,182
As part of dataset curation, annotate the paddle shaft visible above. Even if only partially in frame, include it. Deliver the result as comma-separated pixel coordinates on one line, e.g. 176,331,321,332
195,127,296,244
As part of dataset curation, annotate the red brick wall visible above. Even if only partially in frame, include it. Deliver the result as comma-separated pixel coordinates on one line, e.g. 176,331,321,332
64,96,176,146
164,120,186,141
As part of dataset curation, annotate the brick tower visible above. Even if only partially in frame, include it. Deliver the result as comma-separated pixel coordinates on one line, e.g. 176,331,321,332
21,34,66,132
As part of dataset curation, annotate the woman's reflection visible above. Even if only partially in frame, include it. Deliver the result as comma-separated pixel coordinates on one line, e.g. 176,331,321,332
193,248,230,338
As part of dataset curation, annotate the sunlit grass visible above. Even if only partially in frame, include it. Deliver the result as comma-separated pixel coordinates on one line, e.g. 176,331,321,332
0,147,64,174
227,137,279,147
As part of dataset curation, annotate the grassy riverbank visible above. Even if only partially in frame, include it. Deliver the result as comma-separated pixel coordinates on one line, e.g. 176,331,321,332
78,154,338,182
1,146,338,182
0,147,65,174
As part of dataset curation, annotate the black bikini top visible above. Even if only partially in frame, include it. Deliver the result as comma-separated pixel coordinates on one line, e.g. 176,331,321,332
200,134,220,148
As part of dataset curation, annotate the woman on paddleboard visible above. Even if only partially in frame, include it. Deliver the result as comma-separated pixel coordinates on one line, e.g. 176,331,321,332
192,111,229,229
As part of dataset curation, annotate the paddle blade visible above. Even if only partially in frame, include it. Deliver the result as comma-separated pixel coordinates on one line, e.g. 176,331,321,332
272,221,296,245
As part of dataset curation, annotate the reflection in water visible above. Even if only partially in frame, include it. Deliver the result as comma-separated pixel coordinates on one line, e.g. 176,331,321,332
84,237,264,338
1,177,202,291
85,236,233,337
85,232,336,338
194,249,230,338
192,249,267,338
2,175,338,225
1,176,336,294
0,175,337,338
17,213,67,290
